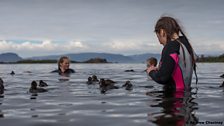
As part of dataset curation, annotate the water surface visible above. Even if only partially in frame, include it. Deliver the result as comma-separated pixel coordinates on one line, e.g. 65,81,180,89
0,63,223,126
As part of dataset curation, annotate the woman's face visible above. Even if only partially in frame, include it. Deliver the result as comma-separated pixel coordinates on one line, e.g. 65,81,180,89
60,59,70,70
156,29,167,45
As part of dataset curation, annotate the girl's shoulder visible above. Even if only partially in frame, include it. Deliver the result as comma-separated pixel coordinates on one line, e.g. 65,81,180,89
163,41,180,55
51,69,59,73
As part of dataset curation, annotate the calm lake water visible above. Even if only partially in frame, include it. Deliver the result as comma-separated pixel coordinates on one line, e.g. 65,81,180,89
0,63,224,126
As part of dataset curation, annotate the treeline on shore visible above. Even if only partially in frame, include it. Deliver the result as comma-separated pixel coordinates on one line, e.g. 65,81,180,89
197,53,224,62
0,58,109,64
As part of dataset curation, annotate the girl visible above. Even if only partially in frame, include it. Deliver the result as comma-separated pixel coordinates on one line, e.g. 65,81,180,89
147,16,197,91
52,56,75,75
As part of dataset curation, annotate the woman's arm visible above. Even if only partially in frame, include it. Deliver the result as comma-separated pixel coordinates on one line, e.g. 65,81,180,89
147,47,176,84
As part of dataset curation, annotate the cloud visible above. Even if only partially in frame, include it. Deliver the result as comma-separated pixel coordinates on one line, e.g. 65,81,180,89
0,40,56,51
194,43,224,55
0,0,224,56
0,40,88,57
106,39,162,54
67,41,87,49
0,38,223,58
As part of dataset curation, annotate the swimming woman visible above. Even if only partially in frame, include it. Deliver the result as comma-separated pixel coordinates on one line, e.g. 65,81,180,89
52,56,75,75
146,16,197,91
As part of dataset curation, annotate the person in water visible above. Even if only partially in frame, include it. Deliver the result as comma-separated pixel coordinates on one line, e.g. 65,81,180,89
146,57,157,68
146,16,197,91
52,56,75,75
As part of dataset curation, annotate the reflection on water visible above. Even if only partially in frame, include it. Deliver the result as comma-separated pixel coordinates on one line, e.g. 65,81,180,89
147,89,198,126
0,63,223,126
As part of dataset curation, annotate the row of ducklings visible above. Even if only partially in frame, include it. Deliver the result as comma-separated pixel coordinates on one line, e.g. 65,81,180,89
86,75,133,93
1,73,224,95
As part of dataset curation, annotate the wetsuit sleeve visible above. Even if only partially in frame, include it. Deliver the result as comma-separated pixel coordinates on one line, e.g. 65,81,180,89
149,50,176,85
70,69,75,73
51,69,59,73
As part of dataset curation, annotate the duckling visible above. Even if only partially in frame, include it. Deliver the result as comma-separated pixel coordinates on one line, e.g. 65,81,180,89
10,71,15,75
99,78,118,93
124,69,135,72
105,79,116,84
29,81,47,93
92,75,99,82
86,76,93,84
122,81,133,90
220,74,224,78
0,78,4,94
219,81,224,87
39,80,48,87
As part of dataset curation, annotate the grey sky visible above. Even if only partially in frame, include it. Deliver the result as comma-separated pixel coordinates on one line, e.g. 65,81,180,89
0,0,223,57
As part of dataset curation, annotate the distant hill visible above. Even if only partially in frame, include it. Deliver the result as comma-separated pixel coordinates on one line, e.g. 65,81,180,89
28,52,136,63
0,53,23,62
128,53,161,63
16,58,108,63
0,52,161,63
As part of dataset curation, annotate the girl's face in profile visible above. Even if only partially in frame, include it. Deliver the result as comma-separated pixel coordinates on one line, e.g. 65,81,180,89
156,29,167,45
60,59,70,70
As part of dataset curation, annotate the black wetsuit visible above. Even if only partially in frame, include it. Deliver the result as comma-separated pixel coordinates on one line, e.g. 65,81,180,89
51,68,75,75
149,36,196,90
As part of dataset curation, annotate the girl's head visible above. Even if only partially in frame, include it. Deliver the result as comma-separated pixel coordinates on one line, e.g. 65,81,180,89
154,16,182,45
154,16,197,70
58,56,70,71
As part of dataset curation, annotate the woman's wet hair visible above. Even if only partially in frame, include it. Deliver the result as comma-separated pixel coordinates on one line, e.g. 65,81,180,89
58,56,70,70
154,16,196,68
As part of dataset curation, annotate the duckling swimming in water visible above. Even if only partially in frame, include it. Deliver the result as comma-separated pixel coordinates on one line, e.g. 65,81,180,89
0,78,4,94
92,75,99,82
86,77,93,85
122,81,133,90
29,81,47,93
39,80,48,87
124,69,135,72
99,78,118,93
10,71,15,75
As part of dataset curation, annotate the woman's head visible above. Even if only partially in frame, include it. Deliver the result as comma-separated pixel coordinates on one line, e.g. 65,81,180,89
58,56,70,71
154,16,182,45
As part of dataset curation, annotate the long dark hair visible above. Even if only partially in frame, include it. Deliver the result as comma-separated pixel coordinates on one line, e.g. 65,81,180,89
154,16,196,68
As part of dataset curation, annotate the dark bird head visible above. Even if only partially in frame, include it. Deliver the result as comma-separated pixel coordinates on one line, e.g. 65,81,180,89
125,81,131,85
122,81,133,90
122,81,131,87
10,71,15,75
31,81,37,89
39,80,48,87
88,77,92,82
92,75,98,81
